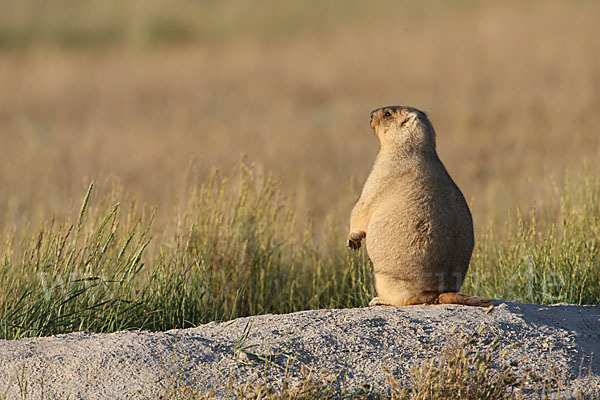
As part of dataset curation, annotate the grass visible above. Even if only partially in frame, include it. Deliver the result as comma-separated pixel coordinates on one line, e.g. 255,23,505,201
0,0,392,50
146,166,372,329
464,173,600,304
0,165,373,340
1,165,599,341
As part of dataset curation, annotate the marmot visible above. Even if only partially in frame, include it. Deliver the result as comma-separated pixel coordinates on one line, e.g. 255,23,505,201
347,106,491,307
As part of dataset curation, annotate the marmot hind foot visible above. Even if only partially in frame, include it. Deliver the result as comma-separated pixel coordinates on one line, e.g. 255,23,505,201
368,297,388,306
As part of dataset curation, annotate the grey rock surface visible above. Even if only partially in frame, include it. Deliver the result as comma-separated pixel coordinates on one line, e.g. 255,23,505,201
0,302,599,399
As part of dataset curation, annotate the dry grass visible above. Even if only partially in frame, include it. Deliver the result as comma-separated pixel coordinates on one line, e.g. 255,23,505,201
0,0,599,337
1,0,599,234
0,167,373,340
1,165,598,341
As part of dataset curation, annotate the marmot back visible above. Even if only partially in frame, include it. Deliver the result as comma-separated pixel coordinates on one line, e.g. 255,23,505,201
347,106,490,307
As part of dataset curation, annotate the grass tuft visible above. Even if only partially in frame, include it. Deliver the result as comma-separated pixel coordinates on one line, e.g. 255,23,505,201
0,165,372,339
465,173,600,304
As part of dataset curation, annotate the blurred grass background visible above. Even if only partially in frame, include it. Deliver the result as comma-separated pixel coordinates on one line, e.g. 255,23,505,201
0,0,599,338
2,0,598,229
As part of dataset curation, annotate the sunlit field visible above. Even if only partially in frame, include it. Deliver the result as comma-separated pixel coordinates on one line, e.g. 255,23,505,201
0,0,599,340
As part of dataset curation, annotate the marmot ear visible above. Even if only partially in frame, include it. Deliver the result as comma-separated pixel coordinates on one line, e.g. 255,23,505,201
399,115,413,128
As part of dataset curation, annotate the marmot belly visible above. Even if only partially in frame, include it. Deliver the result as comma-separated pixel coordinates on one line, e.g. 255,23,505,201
366,191,472,295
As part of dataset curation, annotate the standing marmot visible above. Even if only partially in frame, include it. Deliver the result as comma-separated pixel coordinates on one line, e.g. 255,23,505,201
348,106,491,307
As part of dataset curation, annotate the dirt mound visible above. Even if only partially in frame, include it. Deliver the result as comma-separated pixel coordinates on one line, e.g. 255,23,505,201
1,302,598,399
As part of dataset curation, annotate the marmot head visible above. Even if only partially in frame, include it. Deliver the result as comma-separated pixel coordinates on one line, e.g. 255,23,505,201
370,106,436,156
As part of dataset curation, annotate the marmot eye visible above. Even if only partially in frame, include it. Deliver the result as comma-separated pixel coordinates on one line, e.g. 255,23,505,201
383,111,392,117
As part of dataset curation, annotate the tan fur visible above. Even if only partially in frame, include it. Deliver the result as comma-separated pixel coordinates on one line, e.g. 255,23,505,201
348,106,490,308
434,292,492,307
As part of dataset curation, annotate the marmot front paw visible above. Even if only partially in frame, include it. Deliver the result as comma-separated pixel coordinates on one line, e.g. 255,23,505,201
346,231,366,250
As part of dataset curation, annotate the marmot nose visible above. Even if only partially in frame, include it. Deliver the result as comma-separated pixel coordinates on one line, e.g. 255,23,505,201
370,111,379,128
